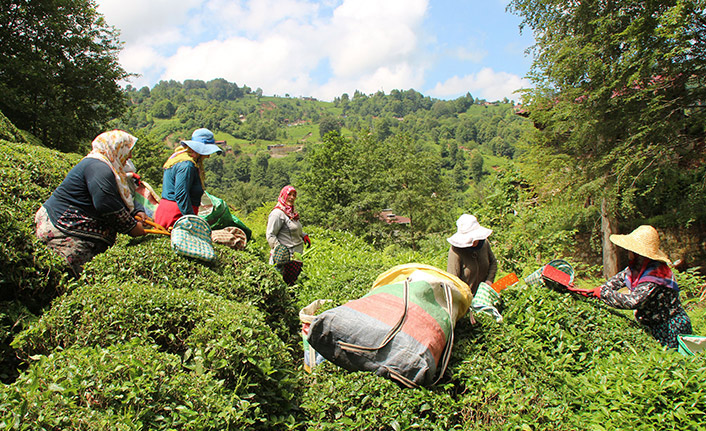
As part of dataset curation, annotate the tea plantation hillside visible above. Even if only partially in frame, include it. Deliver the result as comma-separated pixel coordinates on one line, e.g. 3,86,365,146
1,113,705,429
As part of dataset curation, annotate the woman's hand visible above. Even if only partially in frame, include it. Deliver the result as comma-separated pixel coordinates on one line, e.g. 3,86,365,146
129,221,147,237
135,211,152,222
567,285,602,299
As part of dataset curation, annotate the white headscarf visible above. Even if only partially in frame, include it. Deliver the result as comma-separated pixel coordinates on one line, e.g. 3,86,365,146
84,130,138,211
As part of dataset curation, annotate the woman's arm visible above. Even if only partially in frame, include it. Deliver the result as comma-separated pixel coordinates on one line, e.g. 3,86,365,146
600,278,657,310
486,244,498,284
266,210,284,248
446,247,462,279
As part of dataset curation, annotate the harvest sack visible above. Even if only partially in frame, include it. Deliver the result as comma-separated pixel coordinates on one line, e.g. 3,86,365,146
279,260,303,285
471,282,503,322
525,259,574,290
171,215,215,261
211,226,247,250
299,299,331,373
677,334,706,356
307,263,472,388
199,191,252,240
133,178,160,218
272,244,291,265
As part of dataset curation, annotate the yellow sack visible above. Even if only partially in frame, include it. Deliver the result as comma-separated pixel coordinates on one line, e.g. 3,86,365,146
372,263,472,323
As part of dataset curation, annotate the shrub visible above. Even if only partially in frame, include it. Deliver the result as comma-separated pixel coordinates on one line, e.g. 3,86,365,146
81,236,298,344
0,139,79,309
301,364,464,430
0,302,36,383
297,282,689,430
11,282,301,427
0,341,269,430
0,131,79,382
562,351,706,430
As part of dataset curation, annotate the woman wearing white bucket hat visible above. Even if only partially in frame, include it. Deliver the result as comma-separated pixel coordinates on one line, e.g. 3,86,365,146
568,225,692,348
446,214,497,296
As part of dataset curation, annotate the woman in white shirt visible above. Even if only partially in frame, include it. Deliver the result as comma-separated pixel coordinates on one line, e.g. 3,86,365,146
266,185,310,284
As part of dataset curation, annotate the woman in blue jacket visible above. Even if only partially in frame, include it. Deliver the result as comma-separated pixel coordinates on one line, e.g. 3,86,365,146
153,128,223,229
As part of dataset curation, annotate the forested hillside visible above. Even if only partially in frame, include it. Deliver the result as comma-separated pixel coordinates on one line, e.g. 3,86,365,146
111,81,529,221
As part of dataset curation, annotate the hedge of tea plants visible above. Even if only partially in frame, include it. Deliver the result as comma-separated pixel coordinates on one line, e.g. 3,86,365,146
0,115,83,382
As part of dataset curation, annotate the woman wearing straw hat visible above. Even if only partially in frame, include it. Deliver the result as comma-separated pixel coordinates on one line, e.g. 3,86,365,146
446,214,497,296
568,225,692,348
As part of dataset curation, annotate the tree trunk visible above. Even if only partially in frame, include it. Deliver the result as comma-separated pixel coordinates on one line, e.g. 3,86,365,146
601,197,619,279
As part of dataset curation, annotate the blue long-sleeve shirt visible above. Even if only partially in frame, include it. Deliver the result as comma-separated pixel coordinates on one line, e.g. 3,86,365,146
160,161,203,216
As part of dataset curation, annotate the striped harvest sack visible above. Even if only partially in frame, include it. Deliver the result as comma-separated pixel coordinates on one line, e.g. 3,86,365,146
307,264,472,387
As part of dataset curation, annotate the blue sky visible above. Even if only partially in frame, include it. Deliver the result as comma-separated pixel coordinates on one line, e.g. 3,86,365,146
96,0,535,103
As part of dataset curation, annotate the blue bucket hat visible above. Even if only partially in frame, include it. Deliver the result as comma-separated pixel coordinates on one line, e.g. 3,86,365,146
181,128,223,156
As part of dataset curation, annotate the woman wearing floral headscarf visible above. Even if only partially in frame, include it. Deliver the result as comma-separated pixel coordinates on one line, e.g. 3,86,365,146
35,130,147,276
266,185,310,284
568,225,692,348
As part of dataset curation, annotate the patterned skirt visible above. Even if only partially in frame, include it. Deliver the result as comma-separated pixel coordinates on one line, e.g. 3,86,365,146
645,310,693,349
35,206,108,276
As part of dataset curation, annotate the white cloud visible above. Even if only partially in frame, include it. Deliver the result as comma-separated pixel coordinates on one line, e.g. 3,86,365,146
328,0,428,77
317,62,425,100
151,0,430,100
96,0,532,102
427,67,530,102
204,0,321,36
96,0,200,46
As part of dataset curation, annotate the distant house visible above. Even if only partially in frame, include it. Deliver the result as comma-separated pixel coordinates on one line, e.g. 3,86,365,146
377,209,410,225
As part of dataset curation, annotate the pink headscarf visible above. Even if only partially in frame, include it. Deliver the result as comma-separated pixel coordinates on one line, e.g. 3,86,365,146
275,185,299,220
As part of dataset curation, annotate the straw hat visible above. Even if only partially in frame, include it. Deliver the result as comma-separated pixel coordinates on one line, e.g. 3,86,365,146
447,214,492,248
609,225,671,264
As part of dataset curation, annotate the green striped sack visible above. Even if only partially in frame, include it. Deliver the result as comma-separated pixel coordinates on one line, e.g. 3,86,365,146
471,282,502,322
307,278,457,388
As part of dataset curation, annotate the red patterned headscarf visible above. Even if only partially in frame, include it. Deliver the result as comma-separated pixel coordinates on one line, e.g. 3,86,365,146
626,259,679,291
275,185,299,220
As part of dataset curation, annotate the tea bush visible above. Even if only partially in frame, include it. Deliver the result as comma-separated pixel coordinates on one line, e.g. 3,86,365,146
81,235,298,344
0,302,35,383
562,351,706,430
0,138,78,309
0,119,80,381
11,281,302,427
297,281,697,430
0,341,273,430
301,364,464,430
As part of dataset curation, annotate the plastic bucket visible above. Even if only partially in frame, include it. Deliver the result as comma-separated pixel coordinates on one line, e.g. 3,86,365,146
677,334,706,356
299,299,331,372
524,259,575,290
